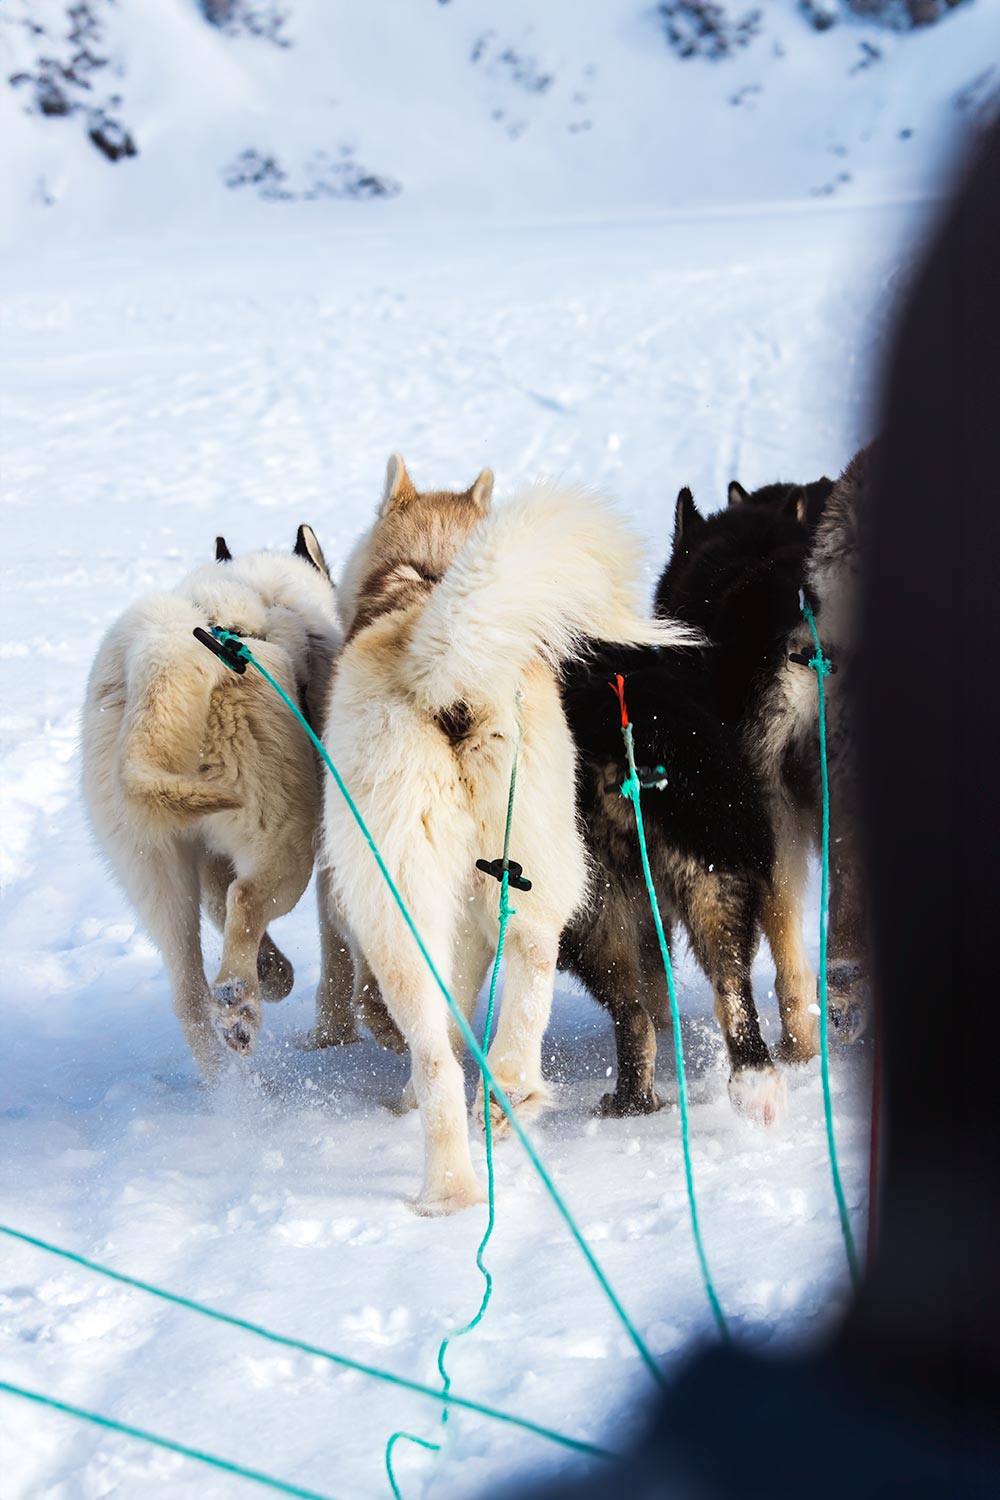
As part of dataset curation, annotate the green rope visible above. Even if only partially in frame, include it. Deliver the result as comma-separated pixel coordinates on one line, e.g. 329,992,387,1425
0,1224,610,1462
385,697,523,1498
0,1379,338,1500
211,631,663,1387
799,596,861,1286
614,689,728,1340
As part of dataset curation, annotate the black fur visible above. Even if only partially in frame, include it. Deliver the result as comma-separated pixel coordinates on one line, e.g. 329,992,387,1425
215,535,233,562
559,641,776,1116
729,475,835,530
656,500,811,727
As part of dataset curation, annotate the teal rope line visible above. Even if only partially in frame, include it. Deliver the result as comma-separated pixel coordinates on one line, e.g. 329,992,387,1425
615,699,728,1340
0,1224,610,1462
213,632,663,1388
0,1379,338,1500
386,696,523,1498
799,597,861,1286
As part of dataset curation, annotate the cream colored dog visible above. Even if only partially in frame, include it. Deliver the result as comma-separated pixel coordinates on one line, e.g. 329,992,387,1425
81,527,343,1076
317,456,698,1215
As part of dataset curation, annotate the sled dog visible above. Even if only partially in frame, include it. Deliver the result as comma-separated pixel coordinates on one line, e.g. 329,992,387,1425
317,455,698,1214
82,528,342,1076
559,635,781,1125
756,447,872,1038
657,455,871,1056
657,481,818,1061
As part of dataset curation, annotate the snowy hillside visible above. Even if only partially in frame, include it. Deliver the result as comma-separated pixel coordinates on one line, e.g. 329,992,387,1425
1,4,996,1500
2,0,998,247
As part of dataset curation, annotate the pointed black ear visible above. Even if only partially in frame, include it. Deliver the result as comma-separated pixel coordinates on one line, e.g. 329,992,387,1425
803,476,835,528
216,536,233,562
782,486,809,525
674,487,702,544
294,524,329,578
728,481,750,508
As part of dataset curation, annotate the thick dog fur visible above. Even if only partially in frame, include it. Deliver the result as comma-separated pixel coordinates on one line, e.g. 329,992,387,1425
317,455,699,1215
81,530,342,1076
559,642,783,1124
761,447,872,1039
657,454,871,1056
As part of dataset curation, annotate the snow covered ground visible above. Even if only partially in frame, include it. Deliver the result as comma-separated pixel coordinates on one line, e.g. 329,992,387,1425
1,199,906,1500
2,2,996,1497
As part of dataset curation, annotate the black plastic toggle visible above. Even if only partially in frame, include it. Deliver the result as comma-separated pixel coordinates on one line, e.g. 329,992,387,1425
475,858,532,892
193,626,248,674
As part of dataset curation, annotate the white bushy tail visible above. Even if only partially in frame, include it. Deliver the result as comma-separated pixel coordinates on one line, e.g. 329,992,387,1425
406,483,702,712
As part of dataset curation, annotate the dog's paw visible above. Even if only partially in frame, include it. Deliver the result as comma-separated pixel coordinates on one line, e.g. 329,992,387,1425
775,1015,820,1066
212,978,261,1056
298,1020,361,1050
385,1078,418,1117
827,966,869,1043
475,1077,552,1136
257,943,294,1003
595,1085,664,1118
728,1065,787,1126
410,1174,488,1217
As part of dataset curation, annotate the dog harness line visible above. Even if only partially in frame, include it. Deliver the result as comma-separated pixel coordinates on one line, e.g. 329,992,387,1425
385,694,524,1500
797,594,861,1286
609,673,729,1340
195,629,664,1380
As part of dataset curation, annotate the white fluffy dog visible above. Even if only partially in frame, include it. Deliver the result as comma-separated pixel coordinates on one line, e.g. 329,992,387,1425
81,527,343,1076
318,456,698,1215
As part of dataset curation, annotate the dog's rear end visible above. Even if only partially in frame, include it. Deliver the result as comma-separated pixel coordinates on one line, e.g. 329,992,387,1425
321,459,697,1214
82,537,339,1074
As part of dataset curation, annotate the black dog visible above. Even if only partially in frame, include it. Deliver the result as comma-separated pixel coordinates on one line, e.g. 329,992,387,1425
655,468,867,1061
559,630,783,1124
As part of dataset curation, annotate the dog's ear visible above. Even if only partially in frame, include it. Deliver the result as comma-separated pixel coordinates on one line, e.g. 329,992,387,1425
293,524,329,578
216,536,233,562
468,468,494,512
781,486,809,525
674,487,703,544
803,476,835,527
728,481,750,508
381,452,418,515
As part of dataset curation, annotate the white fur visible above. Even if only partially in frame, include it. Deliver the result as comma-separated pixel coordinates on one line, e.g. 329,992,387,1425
321,482,699,1215
729,1065,788,1127
406,483,702,713
81,548,344,1076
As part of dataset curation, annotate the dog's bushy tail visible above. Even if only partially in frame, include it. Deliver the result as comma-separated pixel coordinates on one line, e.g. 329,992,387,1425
117,615,244,824
406,483,702,712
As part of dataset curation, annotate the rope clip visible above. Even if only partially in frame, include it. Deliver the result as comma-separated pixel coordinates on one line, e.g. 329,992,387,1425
605,764,667,795
476,858,532,892
193,626,249,675
789,647,837,675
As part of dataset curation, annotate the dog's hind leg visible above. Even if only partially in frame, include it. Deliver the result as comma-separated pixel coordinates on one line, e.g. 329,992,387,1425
447,920,495,1061
306,865,363,1047
477,919,558,1133
827,837,869,1042
132,842,222,1078
335,823,485,1213
211,862,309,1057
200,851,294,1003
762,815,820,1064
679,867,786,1126
563,916,662,1116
